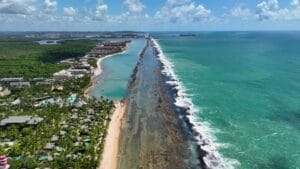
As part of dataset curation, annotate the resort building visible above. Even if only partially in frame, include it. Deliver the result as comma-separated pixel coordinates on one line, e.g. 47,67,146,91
9,82,31,88
53,70,72,80
72,64,91,70
0,77,23,83
53,68,89,80
32,77,44,81
34,97,63,107
69,69,90,75
0,116,43,127
88,41,129,57
36,82,52,85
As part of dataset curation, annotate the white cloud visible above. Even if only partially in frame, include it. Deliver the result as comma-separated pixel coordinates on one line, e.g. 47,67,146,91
291,0,300,6
229,5,252,19
63,7,76,21
124,0,145,13
94,0,108,20
63,7,76,17
0,0,36,15
167,0,191,6
256,0,279,20
44,0,57,13
155,2,211,23
256,0,300,21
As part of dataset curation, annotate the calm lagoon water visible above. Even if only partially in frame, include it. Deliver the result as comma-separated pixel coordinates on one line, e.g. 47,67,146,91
156,32,300,169
89,39,146,100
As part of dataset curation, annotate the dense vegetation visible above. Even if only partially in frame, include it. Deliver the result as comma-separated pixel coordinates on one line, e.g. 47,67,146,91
0,76,114,168
0,38,97,78
0,35,115,168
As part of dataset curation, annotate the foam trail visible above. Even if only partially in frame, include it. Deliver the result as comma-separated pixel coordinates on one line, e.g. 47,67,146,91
151,38,239,169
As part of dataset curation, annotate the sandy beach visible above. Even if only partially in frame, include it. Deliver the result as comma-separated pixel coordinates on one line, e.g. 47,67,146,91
82,50,128,169
98,101,126,169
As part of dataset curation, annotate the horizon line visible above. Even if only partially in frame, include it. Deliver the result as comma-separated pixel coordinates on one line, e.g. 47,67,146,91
1,30,300,33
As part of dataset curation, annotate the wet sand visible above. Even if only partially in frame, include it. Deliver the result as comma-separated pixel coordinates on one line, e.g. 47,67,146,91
117,40,200,169
99,101,126,169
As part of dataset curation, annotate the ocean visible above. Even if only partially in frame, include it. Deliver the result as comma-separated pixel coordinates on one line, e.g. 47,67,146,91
155,32,300,169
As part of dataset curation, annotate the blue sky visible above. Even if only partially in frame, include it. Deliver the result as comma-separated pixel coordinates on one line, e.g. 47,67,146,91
0,0,300,31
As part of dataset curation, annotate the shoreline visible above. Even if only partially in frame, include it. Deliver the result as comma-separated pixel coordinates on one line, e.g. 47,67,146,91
84,50,127,99
98,100,126,169
82,46,129,168
151,38,232,168
92,51,127,80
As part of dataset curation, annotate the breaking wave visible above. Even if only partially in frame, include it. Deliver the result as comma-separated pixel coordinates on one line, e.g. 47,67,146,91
151,38,239,169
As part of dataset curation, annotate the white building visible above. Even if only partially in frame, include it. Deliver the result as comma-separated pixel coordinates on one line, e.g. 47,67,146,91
0,77,23,82
53,70,72,81
9,82,31,88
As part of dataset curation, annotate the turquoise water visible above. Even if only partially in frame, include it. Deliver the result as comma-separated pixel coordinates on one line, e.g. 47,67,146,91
156,32,300,169
89,39,146,100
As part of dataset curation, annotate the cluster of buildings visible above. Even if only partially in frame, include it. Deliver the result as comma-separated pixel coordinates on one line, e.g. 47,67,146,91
88,41,130,57
38,107,106,162
0,38,134,168
54,56,92,81
54,40,131,80
0,77,55,90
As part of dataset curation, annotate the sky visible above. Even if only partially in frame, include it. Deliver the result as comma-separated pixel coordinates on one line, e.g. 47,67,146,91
0,0,300,31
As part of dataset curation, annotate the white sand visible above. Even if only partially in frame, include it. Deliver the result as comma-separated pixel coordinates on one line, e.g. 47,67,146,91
99,101,126,169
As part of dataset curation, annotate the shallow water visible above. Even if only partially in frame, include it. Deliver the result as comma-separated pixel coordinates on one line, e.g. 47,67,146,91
88,39,146,100
156,32,300,169
117,42,200,169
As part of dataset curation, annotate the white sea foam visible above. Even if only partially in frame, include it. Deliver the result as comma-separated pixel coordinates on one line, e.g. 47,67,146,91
151,38,240,169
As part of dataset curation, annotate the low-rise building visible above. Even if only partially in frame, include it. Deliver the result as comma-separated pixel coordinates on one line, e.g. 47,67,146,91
44,143,55,150
36,82,52,85
0,77,23,82
34,97,63,107
32,77,44,81
51,135,59,142
53,70,72,81
9,82,31,88
69,69,90,75
0,116,43,127
72,64,91,70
